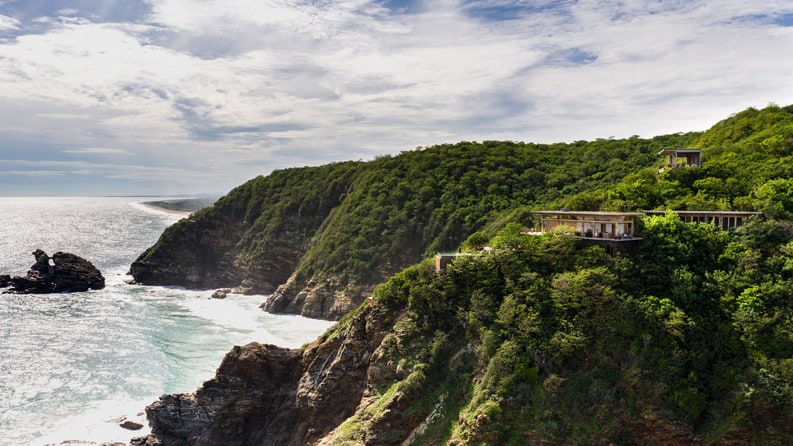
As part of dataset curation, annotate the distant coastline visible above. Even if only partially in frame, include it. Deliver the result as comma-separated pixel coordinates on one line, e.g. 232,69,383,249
141,197,216,215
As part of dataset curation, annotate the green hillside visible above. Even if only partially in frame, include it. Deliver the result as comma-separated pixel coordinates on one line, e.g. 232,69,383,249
136,104,793,445
317,212,793,444
562,104,793,216
131,132,698,318
133,105,793,320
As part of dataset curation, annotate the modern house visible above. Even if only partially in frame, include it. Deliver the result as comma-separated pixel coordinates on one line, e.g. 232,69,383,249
530,210,644,256
529,209,761,256
658,148,702,171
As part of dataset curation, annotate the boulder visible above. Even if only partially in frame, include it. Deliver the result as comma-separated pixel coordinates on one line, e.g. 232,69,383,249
211,288,230,299
3,250,105,294
120,420,145,431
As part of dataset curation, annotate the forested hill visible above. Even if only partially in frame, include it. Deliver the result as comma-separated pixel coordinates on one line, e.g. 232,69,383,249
564,104,793,217
129,132,695,319
134,105,793,445
129,104,793,320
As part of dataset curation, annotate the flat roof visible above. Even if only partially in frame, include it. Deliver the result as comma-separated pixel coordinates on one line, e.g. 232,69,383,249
657,148,702,156
531,211,645,217
644,210,762,216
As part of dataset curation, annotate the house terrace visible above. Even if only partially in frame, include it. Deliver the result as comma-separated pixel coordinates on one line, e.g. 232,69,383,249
530,210,643,256
531,210,643,240
643,210,762,230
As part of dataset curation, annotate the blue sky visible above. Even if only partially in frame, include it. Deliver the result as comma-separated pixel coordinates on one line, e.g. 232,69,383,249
0,0,792,196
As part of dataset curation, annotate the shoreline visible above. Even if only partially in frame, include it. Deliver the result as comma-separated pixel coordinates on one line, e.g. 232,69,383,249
139,197,217,215
139,201,193,216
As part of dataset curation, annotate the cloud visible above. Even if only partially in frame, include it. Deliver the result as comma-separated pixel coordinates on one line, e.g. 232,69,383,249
0,0,792,195
63,147,131,155
3,170,67,177
0,13,19,30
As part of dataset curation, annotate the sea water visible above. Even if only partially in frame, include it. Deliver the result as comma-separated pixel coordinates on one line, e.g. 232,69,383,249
0,197,335,446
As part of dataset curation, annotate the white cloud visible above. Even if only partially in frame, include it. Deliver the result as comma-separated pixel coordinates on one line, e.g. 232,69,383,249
56,8,80,16
0,0,792,195
63,147,131,155
0,13,19,30
3,170,67,177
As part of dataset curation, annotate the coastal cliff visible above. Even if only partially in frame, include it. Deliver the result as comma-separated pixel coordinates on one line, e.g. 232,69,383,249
131,105,793,444
133,300,394,446
134,217,793,444
131,106,793,323
130,162,360,297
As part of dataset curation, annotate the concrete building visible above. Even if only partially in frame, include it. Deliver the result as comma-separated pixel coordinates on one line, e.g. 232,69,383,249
658,148,702,171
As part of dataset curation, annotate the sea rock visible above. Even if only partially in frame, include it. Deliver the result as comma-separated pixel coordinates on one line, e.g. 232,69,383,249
3,250,105,294
210,288,230,299
120,419,145,431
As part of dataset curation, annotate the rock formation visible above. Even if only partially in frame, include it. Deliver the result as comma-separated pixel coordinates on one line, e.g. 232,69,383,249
128,164,363,320
132,301,397,446
2,250,105,293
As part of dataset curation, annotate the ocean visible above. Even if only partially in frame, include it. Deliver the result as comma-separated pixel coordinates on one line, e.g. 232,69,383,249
0,197,335,446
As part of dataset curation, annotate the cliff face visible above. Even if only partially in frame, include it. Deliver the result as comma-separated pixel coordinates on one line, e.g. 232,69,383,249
129,211,249,290
261,275,373,321
129,162,361,300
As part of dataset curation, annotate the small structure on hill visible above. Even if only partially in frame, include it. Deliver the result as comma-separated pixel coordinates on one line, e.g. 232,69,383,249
643,210,762,230
658,148,702,171
435,252,469,273
531,211,644,256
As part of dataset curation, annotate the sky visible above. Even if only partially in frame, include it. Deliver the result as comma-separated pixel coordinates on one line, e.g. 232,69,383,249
0,1,792,196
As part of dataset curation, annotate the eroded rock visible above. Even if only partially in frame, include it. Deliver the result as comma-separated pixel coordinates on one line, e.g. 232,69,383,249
2,250,105,294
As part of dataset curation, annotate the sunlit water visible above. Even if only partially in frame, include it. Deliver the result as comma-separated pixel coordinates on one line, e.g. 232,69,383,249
0,197,335,446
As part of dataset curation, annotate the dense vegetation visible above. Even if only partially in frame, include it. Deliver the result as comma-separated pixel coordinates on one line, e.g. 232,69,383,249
326,214,793,444
292,136,697,284
314,104,793,443
144,197,218,213
565,104,793,217
135,130,697,315
136,103,793,443
136,104,793,320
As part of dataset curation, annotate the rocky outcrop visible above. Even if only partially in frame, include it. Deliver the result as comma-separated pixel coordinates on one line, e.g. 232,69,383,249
129,165,359,311
132,301,397,446
2,249,105,293
262,275,373,320
128,211,249,291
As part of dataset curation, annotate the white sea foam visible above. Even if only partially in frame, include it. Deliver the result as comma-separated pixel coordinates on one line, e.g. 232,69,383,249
0,197,335,446
128,200,189,224
35,397,153,446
